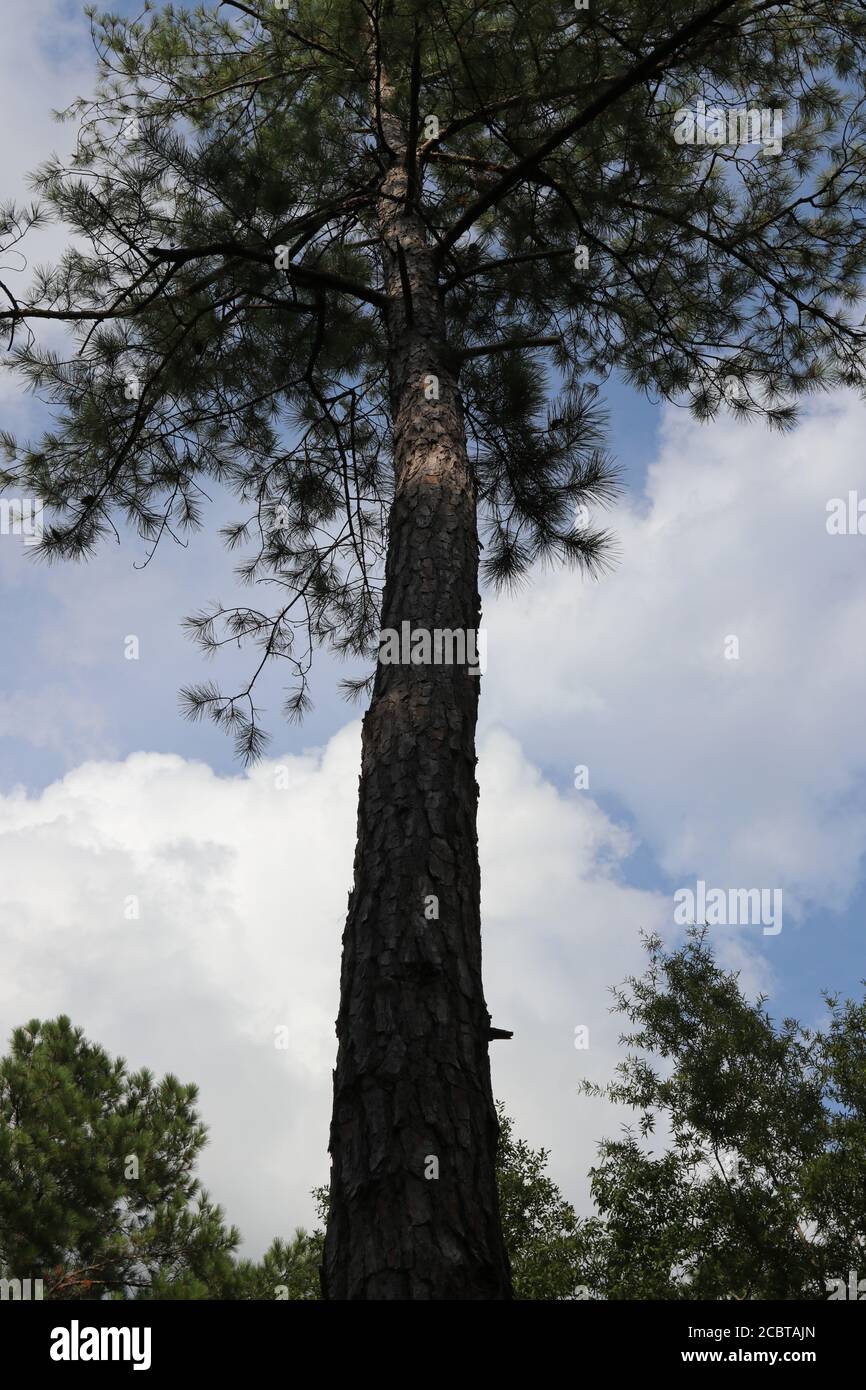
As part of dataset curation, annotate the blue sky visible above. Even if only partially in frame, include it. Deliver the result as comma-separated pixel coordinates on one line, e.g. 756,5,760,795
2,0,866,1256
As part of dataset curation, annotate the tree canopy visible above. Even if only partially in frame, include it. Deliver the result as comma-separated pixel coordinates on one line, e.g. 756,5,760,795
4,0,866,753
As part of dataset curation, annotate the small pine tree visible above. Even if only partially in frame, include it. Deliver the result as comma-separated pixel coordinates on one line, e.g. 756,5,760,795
0,1016,239,1299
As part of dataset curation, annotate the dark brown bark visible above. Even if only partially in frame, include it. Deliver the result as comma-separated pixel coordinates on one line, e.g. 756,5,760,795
322,60,512,1301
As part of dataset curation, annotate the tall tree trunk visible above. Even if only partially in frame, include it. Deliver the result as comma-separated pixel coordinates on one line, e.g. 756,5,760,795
322,58,512,1301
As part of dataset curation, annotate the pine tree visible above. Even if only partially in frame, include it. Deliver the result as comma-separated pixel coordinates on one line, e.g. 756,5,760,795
0,1016,239,1298
3,0,866,1297
229,1229,324,1300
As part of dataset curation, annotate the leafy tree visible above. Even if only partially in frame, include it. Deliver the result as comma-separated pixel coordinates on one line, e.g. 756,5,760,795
4,0,866,1295
577,929,866,1300
495,1104,592,1299
0,1016,239,1299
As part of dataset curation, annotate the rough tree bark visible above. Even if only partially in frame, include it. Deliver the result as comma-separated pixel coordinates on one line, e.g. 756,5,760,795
322,55,512,1301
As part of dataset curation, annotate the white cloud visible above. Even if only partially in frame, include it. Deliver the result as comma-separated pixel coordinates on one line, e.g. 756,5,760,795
483,390,866,918
0,725,680,1256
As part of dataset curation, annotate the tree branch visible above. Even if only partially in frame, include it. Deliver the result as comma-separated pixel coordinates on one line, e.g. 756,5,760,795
443,248,572,292
147,242,387,308
458,334,560,362
618,197,861,338
435,0,762,262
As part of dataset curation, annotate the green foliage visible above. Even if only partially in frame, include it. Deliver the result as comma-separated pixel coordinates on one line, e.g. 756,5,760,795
495,1104,594,1299
578,929,866,1300
0,1016,239,1299
227,1230,322,1301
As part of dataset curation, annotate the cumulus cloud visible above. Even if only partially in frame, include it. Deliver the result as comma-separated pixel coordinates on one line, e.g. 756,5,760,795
483,390,866,918
0,725,675,1255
